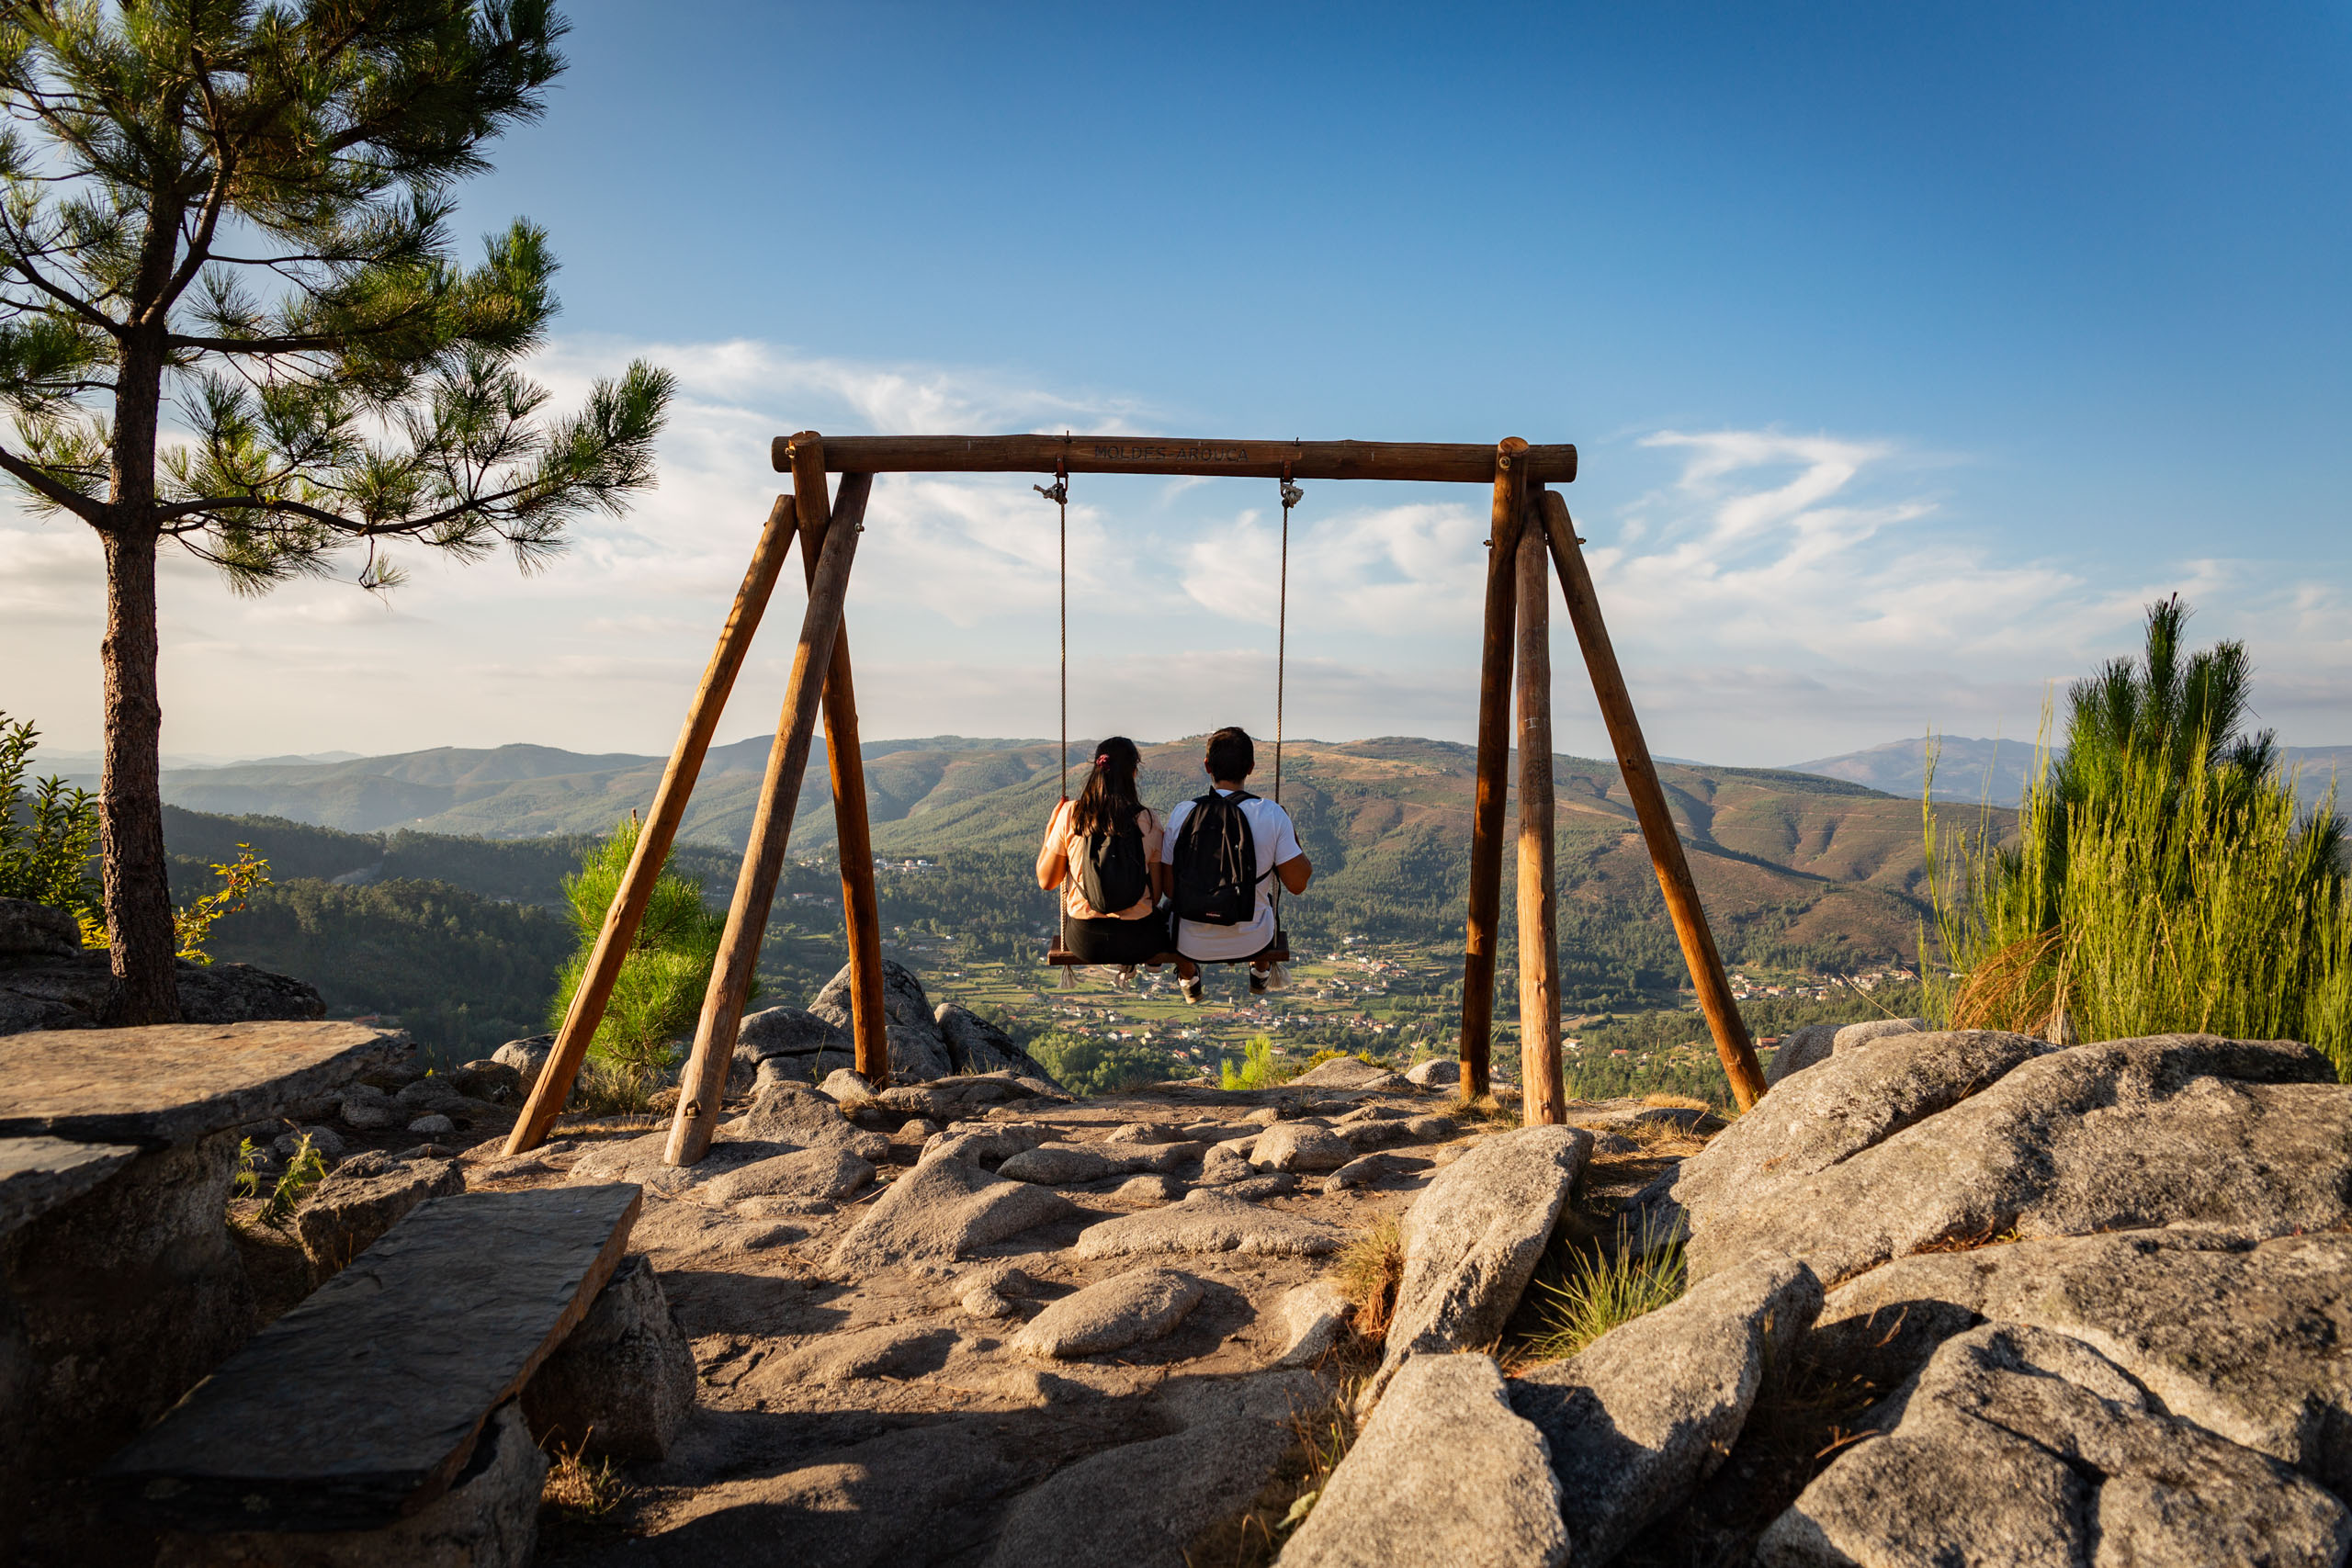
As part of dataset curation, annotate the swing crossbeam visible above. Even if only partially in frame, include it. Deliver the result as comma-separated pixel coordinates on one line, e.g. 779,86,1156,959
774,433,1578,485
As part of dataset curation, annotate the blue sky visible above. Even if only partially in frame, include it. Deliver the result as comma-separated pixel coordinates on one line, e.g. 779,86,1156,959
6,2,2348,766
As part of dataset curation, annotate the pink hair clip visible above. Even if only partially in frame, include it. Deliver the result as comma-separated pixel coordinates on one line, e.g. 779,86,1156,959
1094,753,1111,766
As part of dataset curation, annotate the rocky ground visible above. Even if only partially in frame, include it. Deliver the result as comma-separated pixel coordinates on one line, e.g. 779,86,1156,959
238,975,2352,1567
461,1057,1694,1566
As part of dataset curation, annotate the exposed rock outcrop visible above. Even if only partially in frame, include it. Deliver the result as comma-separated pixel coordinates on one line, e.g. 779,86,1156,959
1758,1322,2352,1567
1679,1032,2350,1284
519,1255,695,1461
293,1150,464,1283
1011,1268,1205,1359
830,1155,1074,1271
0,906,325,1036
1370,1124,1590,1402
1807,1227,2352,1487
811,958,956,1079
1510,1255,1822,1562
1282,1353,1568,1568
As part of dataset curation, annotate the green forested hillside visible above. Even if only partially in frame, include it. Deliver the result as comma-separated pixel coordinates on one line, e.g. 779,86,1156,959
162,808,762,1057
204,878,576,1055
148,733,1984,1061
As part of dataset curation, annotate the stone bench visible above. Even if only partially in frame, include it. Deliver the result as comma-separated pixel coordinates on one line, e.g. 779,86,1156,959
101,1182,690,1566
0,1021,409,1555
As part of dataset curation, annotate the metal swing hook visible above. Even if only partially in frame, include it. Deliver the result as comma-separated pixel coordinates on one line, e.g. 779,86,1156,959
1035,459,1069,506
1279,461,1303,513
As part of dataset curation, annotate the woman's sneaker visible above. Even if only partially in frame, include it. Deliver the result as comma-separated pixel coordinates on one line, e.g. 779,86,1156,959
1180,975,1204,1005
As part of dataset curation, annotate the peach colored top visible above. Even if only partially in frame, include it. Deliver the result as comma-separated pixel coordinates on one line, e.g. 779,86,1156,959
1037,799,1164,920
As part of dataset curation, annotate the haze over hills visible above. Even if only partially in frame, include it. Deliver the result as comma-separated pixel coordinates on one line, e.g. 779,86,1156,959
1785,735,2351,811
98,734,1973,970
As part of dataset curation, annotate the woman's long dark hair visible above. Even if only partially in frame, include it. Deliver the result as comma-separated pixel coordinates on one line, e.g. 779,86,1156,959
1070,736,1144,836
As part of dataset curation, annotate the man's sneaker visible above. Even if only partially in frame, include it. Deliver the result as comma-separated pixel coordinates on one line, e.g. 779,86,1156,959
1249,969,1270,996
1180,975,1204,1005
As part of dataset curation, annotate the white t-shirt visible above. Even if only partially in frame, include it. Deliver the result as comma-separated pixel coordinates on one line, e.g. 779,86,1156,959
1160,790,1303,961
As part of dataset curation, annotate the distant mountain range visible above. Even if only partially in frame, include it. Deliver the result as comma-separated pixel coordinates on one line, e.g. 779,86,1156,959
59,734,1972,968
1784,736,2350,812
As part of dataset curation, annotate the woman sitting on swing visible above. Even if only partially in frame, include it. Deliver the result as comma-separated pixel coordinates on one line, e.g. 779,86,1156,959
1035,736,1170,968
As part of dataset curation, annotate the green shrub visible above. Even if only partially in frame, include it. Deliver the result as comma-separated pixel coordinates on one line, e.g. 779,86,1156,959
257,1134,329,1231
0,714,99,924
1302,1046,1394,1072
548,817,733,1097
1925,597,2351,1066
1220,1035,1295,1091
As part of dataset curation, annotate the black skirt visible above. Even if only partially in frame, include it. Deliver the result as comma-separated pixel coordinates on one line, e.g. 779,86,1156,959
1061,910,1171,964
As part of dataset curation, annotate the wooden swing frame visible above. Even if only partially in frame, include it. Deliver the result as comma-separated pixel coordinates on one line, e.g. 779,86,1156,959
501,433,1768,1168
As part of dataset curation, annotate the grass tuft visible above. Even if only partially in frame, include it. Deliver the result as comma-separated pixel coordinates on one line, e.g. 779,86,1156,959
571,1057,666,1117
257,1134,327,1232
1519,1215,1686,1365
1331,1213,1405,1341
540,1438,627,1521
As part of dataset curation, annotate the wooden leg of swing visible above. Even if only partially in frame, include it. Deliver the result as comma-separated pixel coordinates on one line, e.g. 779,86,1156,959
788,435,890,1088
1516,501,1565,1127
1536,487,1768,1111
665,492,865,1167
1459,437,1528,1101
505,494,801,1156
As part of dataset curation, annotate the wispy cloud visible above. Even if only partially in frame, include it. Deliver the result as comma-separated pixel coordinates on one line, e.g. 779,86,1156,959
4,344,2346,761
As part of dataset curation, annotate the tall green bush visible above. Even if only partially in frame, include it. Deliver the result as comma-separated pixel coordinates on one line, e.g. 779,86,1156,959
1925,599,2350,1068
0,713,99,923
548,818,731,1099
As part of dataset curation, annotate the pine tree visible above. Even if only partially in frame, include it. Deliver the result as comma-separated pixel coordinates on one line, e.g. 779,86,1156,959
0,1,672,1020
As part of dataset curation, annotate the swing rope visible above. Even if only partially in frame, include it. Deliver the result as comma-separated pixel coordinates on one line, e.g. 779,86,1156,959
1037,457,1070,802
1275,463,1298,807
1036,457,1074,987
1272,464,1301,956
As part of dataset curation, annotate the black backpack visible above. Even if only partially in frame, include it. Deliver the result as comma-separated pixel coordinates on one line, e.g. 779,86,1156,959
1072,808,1152,914
1170,790,1260,925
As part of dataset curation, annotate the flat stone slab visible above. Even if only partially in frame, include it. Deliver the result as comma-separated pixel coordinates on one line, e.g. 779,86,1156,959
100,1183,642,1532
1074,1188,1344,1260
0,1134,137,1235
0,1021,406,1146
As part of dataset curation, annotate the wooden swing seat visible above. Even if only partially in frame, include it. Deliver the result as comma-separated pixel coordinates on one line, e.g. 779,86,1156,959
1046,931,1290,967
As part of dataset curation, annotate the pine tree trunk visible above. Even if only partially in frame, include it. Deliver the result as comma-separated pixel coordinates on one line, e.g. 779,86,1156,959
99,523,178,1022
100,310,179,1024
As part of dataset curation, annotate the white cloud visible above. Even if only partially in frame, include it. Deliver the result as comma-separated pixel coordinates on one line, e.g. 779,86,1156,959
4,345,2346,764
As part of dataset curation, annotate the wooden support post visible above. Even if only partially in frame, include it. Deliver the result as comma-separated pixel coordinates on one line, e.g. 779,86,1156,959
1515,502,1564,1127
1535,489,1769,1111
787,434,890,1088
1458,437,1528,1100
504,497,802,1156
664,486,867,1166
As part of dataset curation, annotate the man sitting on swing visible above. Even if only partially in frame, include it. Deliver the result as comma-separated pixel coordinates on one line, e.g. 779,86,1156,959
1163,726,1312,1004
